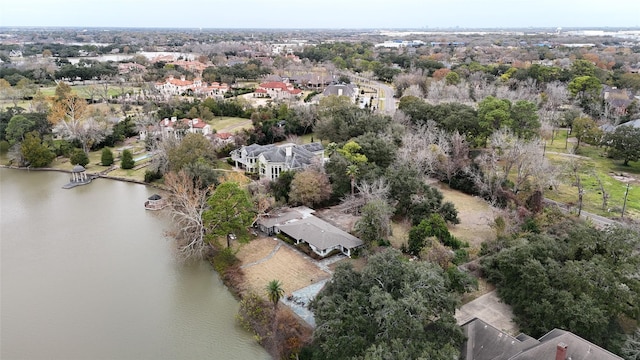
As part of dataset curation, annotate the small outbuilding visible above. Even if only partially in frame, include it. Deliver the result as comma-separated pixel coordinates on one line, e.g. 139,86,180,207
71,165,88,183
144,194,167,210
63,165,93,189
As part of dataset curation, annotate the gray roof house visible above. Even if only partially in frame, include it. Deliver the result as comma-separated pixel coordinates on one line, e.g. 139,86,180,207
601,118,640,132
461,318,623,360
231,143,324,180
322,83,360,103
256,207,364,258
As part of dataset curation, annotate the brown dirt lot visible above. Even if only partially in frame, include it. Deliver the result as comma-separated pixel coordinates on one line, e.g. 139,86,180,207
433,184,497,250
235,237,330,296
313,208,359,233
234,236,279,265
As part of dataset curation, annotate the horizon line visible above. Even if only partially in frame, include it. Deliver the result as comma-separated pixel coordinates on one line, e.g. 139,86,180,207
2,26,640,31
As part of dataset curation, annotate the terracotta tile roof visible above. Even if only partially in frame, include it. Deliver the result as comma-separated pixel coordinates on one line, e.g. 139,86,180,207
215,132,233,139
168,78,193,86
259,81,291,90
190,119,207,128
160,118,209,129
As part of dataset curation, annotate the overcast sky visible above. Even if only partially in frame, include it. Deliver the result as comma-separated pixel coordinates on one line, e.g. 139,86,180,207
1,0,639,29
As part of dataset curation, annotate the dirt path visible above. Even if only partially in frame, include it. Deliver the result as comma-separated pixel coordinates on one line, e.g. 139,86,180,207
545,151,591,160
240,243,282,269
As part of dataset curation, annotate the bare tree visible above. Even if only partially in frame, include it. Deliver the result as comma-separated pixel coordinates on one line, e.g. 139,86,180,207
339,177,390,214
292,105,318,135
541,82,570,143
592,170,609,211
437,131,470,184
396,122,440,175
148,135,178,176
164,170,212,261
474,129,557,203
81,85,101,104
248,179,275,225
53,109,113,154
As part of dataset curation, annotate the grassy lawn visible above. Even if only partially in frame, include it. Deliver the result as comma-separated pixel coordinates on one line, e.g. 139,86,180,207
543,132,640,220
389,220,410,249
298,133,317,143
209,116,252,133
39,85,139,99
215,160,233,170
108,167,147,181
0,100,30,110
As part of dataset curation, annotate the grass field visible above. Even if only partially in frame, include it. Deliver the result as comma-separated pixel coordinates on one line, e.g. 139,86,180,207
434,183,497,251
543,131,640,220
387,184,496,255
38,85,139,99
210,117,253,133
235,237,331,296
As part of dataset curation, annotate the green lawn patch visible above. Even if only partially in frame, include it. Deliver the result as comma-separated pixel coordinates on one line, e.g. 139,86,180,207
544,139,640,220
210,117,252,132
39,85,139,99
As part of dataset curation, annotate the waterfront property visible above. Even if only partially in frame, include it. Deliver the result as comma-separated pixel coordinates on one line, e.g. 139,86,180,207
256,207,364,258
1,169,270,360
139,117,211,141
62,165,93,189
230,142,324,180
144,193,166,210
461,318,623,360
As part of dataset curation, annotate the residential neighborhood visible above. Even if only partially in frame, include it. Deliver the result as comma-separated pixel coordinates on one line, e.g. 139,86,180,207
1,18,640,360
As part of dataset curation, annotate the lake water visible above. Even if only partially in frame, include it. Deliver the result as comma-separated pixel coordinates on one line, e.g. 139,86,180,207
0,169,269,360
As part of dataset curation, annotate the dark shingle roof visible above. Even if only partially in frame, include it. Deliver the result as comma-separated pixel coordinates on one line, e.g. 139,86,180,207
259,143,323,169
461,318,623,360
461,318,536,360
512,329,623,360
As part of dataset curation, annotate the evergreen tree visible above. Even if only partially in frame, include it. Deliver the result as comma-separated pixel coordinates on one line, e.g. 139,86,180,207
101,148,114,166
121,149,134,169
70,148,89,167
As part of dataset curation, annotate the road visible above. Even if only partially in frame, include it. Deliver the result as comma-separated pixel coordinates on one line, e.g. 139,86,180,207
339,71,396,115
543,198,620,228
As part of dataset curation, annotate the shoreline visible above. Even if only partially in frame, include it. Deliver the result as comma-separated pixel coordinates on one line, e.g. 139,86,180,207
1,164,312,356
0,165,165,189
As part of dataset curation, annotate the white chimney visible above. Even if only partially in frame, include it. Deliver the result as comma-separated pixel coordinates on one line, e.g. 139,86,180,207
285,146,292,157
338,88,343,96
171,116,177,122
192,118,198,124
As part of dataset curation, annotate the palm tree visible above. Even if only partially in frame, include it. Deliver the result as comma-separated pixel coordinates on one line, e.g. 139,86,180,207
325,142,338,158
346,164,359,196
265,279,285,310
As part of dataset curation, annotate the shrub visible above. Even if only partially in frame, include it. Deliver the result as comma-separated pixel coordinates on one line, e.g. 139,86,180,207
144,169,163,183
0,140,9,153
101,148,114,166
120,149,134,169
211,247,240,274
53,140,73,157
70,148,89,167
521,216,541,234
304,91,319,103
452,249,470,265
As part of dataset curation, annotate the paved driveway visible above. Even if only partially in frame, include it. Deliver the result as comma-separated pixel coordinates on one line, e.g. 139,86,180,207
455,290,519,335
